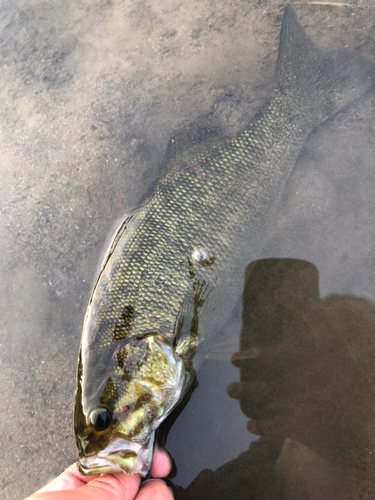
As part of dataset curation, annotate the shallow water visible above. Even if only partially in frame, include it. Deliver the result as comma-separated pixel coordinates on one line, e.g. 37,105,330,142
1,1,375,498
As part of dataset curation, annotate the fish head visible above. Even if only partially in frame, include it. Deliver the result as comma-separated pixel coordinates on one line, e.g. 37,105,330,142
74,334,186,476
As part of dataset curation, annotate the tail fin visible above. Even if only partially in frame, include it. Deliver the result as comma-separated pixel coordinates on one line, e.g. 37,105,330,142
274,5,374,121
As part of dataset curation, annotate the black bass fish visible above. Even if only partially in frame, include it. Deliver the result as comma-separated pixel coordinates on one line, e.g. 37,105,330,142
74,5,373,476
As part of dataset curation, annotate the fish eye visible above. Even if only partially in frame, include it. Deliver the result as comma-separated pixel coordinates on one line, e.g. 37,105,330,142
89,408,111,432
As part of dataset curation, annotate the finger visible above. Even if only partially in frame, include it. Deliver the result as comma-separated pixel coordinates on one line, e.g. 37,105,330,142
150,445,172,478
137,479,173,500
231,348,265,366
227,381,281,405
231,345,289,368
29,464,101,494
247,417,299,439
26,472,141,500
231,343,308,371
229,380,275,403
227,381,245,400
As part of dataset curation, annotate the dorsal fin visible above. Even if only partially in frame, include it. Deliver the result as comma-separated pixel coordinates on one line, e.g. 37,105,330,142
161,120,219,174
89,212,134,304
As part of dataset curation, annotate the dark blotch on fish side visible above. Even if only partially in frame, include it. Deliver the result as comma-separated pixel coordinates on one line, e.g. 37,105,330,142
113,305,134,340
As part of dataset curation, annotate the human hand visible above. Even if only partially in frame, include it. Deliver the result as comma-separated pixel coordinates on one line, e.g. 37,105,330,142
25,446,173,500
228,260,375,468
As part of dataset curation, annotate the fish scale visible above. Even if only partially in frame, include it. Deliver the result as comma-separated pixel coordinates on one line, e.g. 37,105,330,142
74,5,374,477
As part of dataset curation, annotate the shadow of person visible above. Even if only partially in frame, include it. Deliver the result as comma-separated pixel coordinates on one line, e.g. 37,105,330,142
171,258,375,499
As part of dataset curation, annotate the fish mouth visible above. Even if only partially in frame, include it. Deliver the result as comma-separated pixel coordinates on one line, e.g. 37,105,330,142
78,435,154,477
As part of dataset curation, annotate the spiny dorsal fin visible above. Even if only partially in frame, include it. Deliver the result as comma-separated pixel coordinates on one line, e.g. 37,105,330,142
89,212,134,303
162,120,218,167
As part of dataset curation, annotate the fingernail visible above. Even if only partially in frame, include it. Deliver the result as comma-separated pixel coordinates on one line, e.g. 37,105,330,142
142,478,165,485
168,486,175,497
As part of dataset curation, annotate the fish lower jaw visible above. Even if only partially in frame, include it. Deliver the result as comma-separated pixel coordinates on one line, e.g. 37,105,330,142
78,457,124,476
78,435,154,477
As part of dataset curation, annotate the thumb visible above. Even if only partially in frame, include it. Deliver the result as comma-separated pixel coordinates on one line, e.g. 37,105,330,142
28,472,141,500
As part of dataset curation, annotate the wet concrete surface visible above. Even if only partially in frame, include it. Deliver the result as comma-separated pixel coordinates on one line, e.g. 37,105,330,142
1,0,375,498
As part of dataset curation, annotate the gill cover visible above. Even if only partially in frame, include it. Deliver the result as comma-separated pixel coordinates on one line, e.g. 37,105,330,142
74,335,186,476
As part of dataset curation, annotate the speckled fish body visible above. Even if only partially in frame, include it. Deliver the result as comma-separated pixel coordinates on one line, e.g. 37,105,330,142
74,6,373,477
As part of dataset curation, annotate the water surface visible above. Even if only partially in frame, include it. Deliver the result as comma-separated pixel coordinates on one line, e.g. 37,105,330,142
1,1,375,498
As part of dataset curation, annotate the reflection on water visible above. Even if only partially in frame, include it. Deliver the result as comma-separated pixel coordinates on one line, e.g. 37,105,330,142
170,259,375,499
